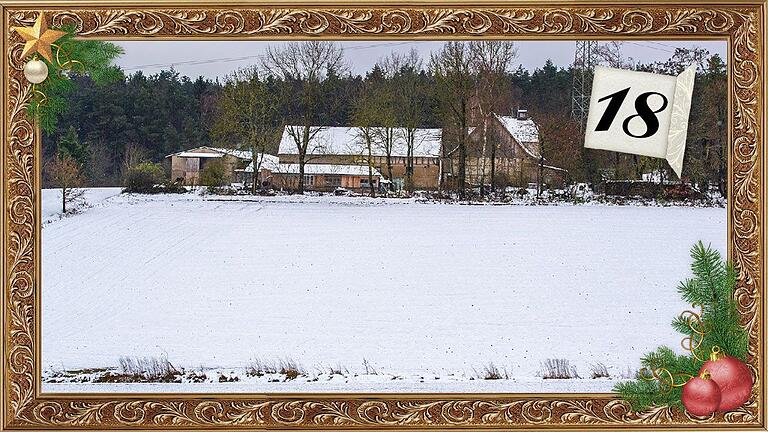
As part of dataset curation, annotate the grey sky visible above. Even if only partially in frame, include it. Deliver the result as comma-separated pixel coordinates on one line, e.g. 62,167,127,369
113,40,727,80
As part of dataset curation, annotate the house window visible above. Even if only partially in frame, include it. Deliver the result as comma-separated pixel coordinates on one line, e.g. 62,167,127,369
325,176,341,187
303,175,315,186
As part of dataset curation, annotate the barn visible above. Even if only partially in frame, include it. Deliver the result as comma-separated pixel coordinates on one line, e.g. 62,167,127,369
277,126,443,191
165,146,278,186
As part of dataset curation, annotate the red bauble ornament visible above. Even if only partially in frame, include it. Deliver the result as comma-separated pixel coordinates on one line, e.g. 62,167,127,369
682,370,721,417
699,347,753,411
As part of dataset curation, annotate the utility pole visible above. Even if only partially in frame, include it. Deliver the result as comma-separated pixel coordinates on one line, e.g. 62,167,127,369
571,41,598,132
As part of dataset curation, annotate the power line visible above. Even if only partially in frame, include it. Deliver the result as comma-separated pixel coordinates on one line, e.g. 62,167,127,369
120,41,418,72
646,41,679,49
625,41,675,53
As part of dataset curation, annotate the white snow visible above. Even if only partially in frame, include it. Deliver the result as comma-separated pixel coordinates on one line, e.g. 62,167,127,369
41,187,122,222
41,192,726,393
278,126,442,158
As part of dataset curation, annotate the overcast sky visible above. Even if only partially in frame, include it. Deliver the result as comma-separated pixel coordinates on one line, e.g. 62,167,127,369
114,40,727,81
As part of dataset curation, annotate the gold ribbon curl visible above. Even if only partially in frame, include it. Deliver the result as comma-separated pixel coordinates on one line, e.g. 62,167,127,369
639,367,693,393
679,304,711,362
638,305,710,392
31,40,86,110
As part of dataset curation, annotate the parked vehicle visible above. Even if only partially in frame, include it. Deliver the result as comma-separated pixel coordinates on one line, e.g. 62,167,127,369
569,183,594,200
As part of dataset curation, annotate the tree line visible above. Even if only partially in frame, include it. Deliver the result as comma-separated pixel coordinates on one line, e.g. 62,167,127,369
43,41,727,198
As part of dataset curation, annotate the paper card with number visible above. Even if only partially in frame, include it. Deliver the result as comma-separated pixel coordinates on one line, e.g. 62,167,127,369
584,65,696,177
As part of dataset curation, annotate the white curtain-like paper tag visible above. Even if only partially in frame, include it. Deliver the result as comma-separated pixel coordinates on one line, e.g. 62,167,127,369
584,65,696,177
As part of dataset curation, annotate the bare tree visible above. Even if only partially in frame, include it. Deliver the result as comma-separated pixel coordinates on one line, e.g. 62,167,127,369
594,42,635,69
468,41,518,194
212,66,282,194
352,78,383,198
121,144,148,181
431,42,475,199
262,41,346,193
381,49,425,194
47,155,84,213
370,60,399,191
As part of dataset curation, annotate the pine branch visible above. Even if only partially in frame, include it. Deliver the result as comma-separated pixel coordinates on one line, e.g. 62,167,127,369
614,242,748,413
26,25,124,133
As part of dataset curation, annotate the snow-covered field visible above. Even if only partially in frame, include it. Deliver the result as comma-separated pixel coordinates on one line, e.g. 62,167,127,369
42,190,726,393
41,187,122,223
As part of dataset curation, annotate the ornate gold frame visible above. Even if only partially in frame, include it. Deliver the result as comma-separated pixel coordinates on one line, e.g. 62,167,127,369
1,1,766,429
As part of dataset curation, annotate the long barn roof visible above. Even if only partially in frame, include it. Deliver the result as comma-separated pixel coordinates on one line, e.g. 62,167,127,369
278,126,442,158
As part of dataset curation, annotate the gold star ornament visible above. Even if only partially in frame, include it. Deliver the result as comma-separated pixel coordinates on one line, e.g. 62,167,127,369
12,13,66,63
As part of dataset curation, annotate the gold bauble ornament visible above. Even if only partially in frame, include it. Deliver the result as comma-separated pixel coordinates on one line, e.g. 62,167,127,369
24,59,48,84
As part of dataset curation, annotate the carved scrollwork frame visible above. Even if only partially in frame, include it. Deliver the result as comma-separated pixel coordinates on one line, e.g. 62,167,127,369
2,1,765,430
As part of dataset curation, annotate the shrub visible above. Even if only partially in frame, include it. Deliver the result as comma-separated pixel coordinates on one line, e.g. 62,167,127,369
476,362,509,380
278,358,304,380
247,357,305,380
117,355,178,380
540,358,580,379
200,159,230,191
590,362,610,379
247,358,277,377
362,358,378,375
124,162,164,193
326,364,349,376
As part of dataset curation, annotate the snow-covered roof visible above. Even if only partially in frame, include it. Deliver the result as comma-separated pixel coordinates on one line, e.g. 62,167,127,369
167,146,257,160
275,163,383,177
278,126,442,158
494,114,540,158
205,146,253,160
170,151,224,158
240,154,280,172
168,147,278,170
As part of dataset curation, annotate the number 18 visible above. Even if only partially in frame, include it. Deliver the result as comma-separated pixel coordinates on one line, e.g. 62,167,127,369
594,87,669,139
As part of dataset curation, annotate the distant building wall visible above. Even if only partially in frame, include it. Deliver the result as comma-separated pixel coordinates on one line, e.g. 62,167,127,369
170,152,241,186
271,172,380,192
277,154,440,190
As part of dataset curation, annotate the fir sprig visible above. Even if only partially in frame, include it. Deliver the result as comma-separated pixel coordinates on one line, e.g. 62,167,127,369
27,24,124,133
614,241,748,412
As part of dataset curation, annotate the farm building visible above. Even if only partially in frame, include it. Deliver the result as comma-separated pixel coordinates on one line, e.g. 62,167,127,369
449,108,567,189
170,110,565,193
166,146,278,186
270,163,384,193
277,126,443,190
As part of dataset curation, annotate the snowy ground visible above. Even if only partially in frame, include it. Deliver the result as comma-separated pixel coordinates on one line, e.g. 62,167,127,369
41,187,122,223
42,190,726,393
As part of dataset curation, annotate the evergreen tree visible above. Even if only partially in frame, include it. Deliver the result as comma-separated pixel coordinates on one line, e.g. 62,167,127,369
58,126,89,169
